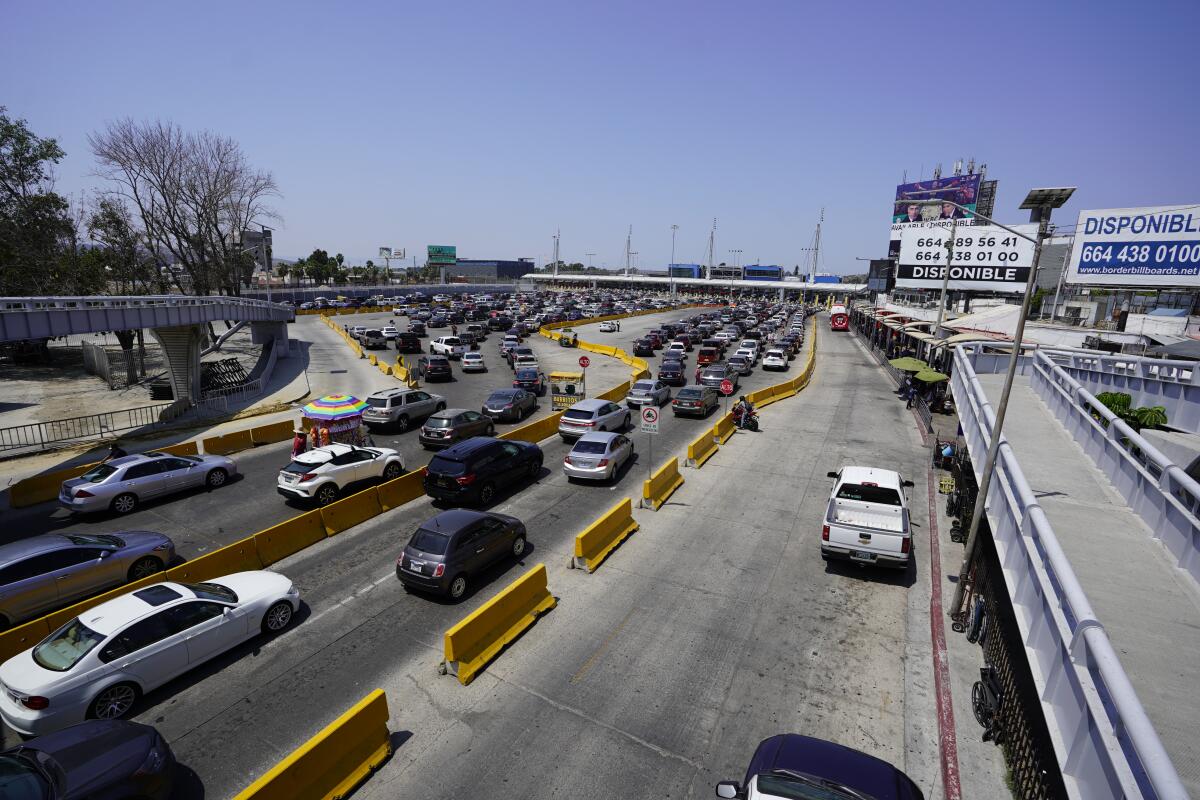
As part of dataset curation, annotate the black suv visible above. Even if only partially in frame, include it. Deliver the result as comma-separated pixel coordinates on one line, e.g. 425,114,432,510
396,509,527,600
632,338,655,357
417,355,453,381
396,332,423,354
423,437,543,506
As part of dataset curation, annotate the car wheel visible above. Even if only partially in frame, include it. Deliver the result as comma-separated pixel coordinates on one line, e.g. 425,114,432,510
111,493,138,515
622,413,631,430
448,574,469,600
383,462,403,480
128,556,163,581
315,483,339,506
478,482,496,505
486,424,495,436
527,457,542,478
89,682,140,720
262,601,294,633
512,535,527,558
205,468,228,488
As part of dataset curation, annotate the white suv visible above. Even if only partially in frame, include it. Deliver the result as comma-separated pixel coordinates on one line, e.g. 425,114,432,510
277,444,405,506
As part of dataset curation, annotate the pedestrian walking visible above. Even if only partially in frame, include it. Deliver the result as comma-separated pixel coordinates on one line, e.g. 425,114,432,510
291,428,307,458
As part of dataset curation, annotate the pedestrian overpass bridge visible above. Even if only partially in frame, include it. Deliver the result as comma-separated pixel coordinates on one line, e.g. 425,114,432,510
953,342,1198,800
0,295,294,416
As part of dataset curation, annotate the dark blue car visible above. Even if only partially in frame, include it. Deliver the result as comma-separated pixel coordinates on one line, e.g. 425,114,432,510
716,734,923,799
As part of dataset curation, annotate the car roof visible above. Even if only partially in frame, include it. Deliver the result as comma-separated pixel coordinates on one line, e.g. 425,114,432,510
419,508,489,534
431,408,470,418
0,533,96,561
78,581,198,635
569,399,610,410
574,431,619,445
437,436,500,458
838,466,903,490
745,734,918,799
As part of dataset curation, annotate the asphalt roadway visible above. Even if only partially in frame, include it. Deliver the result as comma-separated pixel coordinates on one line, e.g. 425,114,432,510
0,314,954,799
4,307,768,561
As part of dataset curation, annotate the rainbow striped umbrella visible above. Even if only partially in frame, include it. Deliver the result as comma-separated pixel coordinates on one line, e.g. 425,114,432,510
302,394,369,420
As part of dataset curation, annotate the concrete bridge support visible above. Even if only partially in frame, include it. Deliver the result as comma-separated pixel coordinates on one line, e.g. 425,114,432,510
149,324,205,420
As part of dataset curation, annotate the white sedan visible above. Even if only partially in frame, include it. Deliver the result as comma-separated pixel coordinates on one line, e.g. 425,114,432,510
598,321,618,332
0,572,299,736
461,352,487,372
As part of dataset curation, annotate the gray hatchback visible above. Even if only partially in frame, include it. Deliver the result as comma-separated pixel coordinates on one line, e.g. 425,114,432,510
0,531,175,630
395,509,527,600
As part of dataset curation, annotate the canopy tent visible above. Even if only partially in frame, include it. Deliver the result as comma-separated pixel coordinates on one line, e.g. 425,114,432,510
302,394,369,420
1146,339,1200,360
888,356,928,371
915,369,950,383
906,331,937,343
901,321,935,331
930,332,1009,349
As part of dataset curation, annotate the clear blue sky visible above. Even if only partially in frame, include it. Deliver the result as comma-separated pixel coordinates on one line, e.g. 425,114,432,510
5,0,1198,272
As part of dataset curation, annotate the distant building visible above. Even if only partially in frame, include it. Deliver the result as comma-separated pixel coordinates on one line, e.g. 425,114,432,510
445,259,536,281
810,273,841,284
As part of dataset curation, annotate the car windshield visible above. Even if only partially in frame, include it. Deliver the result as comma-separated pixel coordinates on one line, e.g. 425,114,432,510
428,358,449,365
33,618,105,672
678,388,703,398
0,753,47,798
425,417,454,428
836,483,903,506
572,440,609,454
633,381,655,392
488,391,517,403
563,409,595,420
516,370,538,380
185,582,239,603
367,397,389,408
281,456,326,474
78,464,118,483
428,455,467,476
62,533,123,547
410,529,450,555
755,771,864,800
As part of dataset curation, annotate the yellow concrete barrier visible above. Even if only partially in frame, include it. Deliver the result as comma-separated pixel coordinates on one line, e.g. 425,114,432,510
320,487,385,536
0,619,52,664
641,456,684,510
713,412,735,444
687,427,718,468
158,441,200,456
368,354,378,366
203,429,255,455
377,468,427,511
499,411,563,444
164,537,263,583
250,420,296,446
233,689,392,800
573,498,639,572
378,361,392,376
254,510,327,566
442,563,556,685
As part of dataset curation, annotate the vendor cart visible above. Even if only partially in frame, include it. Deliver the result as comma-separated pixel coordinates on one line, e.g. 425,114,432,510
549,370,585,410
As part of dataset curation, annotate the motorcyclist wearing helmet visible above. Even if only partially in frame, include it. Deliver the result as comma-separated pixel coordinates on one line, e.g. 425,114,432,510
733,395,755,429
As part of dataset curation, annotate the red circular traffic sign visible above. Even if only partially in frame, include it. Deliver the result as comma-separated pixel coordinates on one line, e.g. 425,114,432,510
578,355,591,369
720,379,734,395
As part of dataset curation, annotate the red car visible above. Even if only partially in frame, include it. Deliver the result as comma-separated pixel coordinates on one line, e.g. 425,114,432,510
697,347,719,365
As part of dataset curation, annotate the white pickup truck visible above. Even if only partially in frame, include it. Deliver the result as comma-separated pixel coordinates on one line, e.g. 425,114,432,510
821,466,914,569
429,335,467,359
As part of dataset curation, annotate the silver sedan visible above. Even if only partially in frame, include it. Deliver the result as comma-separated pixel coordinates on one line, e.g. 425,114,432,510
563,432,634,482
626,379,671,408
60,452,238,515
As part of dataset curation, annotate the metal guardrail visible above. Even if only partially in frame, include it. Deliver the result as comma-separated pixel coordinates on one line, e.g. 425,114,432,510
0,294,289,312
952,343,1187,800
0,403,174,452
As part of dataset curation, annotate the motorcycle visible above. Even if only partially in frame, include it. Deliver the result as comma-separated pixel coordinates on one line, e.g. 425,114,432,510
732,406,760,432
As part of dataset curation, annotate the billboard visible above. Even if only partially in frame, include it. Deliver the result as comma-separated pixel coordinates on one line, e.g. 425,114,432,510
893,174,982,223
1066,206,1200,286
897,224,1037,293
427,245,457,265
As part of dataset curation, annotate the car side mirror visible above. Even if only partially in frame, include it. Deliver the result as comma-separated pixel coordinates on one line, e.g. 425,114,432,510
223,606,233,615
99,550,112,559
715,782,744,799
902,479,915,488
827,471,839,479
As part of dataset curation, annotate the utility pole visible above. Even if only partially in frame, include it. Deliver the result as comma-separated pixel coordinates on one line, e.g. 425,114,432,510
670,224,679,301
624,225,633,277
585,252,596,269
934,217,960,336
705,218,717,281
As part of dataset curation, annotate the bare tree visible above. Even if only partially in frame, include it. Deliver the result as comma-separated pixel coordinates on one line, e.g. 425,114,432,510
88,119,278,296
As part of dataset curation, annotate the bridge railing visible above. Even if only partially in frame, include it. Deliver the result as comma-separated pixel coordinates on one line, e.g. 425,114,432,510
953,344,1186,800
0,403,174,454
0,294,290,312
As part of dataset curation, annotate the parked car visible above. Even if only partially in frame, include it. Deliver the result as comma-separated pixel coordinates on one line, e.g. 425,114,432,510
507,346,535,369
361,388,445,431
727,355,752,376
822,466,915,569
430,336,466,359
461,352,487,372
59,452,238,516
672,335,693,351
482,389,536,422
658,361,686,386
277,443,404,506
422,437,543,506
716,733,924,799
598,321,617,333
395,332,424,353
416,355,453,381
672,385,720,417
762,348,789,371
734,346,758,365
512,368,548,396
380,325,399,342
563,432,634,483
665,343,688,361
419,409,495,450
0,572,300,736
0,533,176,631
558,399,630,441
625,379,671,408
511,353,539,372
700,364,739,390
0,720,176,799
360,329,387,349
697,346,720,366
396,510,527,600
347,325,366,340
632,338,655,357
407,321,427,337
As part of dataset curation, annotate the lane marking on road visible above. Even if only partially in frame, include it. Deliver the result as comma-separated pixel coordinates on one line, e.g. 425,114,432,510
570,606,639,684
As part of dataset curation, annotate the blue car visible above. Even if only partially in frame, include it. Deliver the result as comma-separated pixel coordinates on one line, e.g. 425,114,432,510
716,734,924,799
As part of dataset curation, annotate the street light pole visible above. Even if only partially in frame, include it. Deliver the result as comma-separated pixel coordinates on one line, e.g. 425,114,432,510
670,225,679,301
910,189,1076,619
